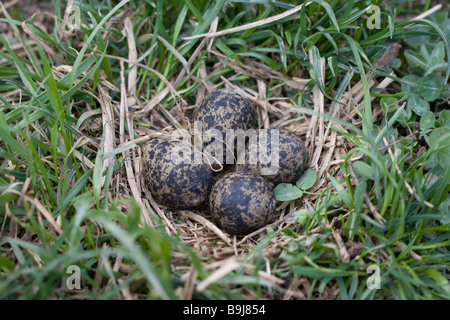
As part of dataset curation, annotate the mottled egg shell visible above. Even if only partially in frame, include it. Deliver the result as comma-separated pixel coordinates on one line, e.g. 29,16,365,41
236,128,308,186
209,171,276,235
142,138,213,210
193,89,257,163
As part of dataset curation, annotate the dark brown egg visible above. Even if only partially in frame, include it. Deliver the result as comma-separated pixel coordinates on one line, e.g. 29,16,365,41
193,89,257,165
236,128,308,186
142,138,212,210
209,171,276,235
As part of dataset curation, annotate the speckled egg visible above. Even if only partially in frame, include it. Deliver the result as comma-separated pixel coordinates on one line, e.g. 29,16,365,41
142,138,213,210
209,171,276,235
236,128,308,186
193,89,257,164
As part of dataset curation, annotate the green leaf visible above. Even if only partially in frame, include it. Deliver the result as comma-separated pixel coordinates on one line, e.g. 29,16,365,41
354,181,366,212
439,110,450,125
408,95,430,116
312,0,340,32
423,62,448,77
438,195,450,223
262,30,287,71
285,30,292,47
215,38,235,58
274,34,287,71
429,42,445,67
327,56,338,78
413,19,450,86
420,112,435,132
397,104,412,127
296,169,317,190
419,75,443,101
401,74,420,96
158,35,188,71
0,253,15,272
53,168,93,216
343,34,372,133
291,266,356,278
310,45,334,101
225,38,248,50
226,51,279,70
405,49,428,72
428,127,450,165
338,131,364,146
274,183,303,201
419,44,430,61
75,109,102,130
380,96,398,113
183,0,203,24
347,212,359,240
0,126,28,161
327,174,353,209
423,268,450,296
0,36,38,95
352,161,373,181
294,209,309,225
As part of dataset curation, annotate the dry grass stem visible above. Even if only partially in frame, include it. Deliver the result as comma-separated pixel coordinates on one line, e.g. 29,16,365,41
196,257,240,291
183,2,312,40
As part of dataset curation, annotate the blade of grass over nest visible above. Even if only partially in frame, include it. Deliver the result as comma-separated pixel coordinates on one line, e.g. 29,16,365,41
23,22,69,64
14,120,57,207
182,1,312,41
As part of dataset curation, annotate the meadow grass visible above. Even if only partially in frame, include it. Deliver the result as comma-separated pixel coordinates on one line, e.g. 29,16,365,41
0,0,449,299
